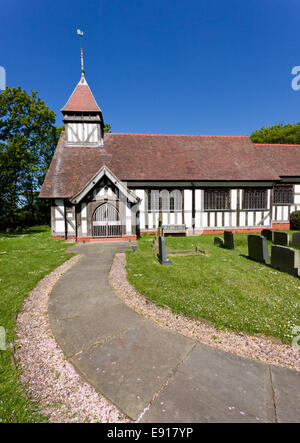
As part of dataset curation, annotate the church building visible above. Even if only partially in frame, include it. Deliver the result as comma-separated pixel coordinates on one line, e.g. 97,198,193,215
40,55,300,241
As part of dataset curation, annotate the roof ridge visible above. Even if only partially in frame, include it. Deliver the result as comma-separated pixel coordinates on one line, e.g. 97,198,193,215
106,133,249,138
254,143,300,147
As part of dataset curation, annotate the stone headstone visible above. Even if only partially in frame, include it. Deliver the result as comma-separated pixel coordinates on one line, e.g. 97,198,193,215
248,235,270,264
261,229,273,242
271,245,300,277
214,237,224,247
131,244,138,252
292,233,300,249
273,231,289,247
224,231,234,249
158,236,172,266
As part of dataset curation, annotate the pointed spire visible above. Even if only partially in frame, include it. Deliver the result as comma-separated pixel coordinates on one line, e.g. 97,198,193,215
61,80,101,113
61,30,102,113
80,47,85,78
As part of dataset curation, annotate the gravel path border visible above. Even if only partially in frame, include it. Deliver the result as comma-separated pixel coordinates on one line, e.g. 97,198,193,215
15,255,129,423
110,253,300,372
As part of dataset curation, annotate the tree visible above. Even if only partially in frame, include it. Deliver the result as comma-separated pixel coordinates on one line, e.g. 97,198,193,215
250,122,300,144
0,87,59,228
104,122,112,133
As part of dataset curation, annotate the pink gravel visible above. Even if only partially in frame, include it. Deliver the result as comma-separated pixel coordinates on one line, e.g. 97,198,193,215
110,253,300,372
16,255,129,423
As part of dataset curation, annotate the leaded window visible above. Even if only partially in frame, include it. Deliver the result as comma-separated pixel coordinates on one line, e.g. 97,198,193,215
273,185,293,204
161,190,169,211
148,190,160,211
148,189,182,212
170,190,182,212
243,189,267,210
204,190,230,210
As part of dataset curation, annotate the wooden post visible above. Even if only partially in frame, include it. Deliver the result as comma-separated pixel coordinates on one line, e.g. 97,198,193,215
64,200,68,240
75,204,78,242
192,186,195,234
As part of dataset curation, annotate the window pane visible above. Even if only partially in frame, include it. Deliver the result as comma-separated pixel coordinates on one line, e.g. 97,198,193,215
169,190,182,211
170,197,175,212
148,190,160,211
160,190,169,211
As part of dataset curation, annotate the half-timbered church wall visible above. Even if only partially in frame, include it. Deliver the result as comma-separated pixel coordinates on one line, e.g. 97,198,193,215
130,184,300,235
50,182,300,240
41,56,300,241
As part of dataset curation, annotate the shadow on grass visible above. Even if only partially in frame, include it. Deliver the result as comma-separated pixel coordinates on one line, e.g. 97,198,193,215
218,244,242,255
0,227,49,237
239,253,271,267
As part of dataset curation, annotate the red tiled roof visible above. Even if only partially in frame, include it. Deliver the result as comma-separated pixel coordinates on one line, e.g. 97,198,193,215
254,143,300,177
61,77,101,113
40,133,280,198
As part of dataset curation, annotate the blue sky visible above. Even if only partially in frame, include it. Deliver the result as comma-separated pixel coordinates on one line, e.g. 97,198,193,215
2,0,300,135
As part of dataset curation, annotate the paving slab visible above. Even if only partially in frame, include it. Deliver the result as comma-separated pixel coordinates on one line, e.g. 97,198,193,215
142,343,276,423
70,320,194,420
49,288,121,319
270,365,300,423
50,302,145,358
49,273,121,319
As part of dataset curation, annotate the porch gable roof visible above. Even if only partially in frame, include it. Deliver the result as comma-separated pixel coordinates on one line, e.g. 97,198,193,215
70,165,140,205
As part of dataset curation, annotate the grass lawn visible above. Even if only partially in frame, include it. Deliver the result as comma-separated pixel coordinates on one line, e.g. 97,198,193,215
0,226,74,423
126,232,300,344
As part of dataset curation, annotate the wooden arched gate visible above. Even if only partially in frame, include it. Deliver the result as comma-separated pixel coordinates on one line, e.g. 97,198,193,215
92,203,122,237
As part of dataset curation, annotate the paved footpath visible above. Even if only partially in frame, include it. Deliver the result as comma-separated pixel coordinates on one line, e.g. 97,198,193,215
49,243,300,423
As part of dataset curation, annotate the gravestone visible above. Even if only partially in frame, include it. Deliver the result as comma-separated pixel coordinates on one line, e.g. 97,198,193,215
261,229,273,242
292,233,300,249
214,237,224,247
271,245,300,277
248,235,270,264
273,231,289,246
158,236,172,266
224,231,234,249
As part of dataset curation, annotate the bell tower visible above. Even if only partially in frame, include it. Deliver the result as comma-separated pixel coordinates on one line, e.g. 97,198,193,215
61,34,104,147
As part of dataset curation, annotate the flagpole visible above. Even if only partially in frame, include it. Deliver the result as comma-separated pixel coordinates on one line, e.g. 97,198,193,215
77,29,85,77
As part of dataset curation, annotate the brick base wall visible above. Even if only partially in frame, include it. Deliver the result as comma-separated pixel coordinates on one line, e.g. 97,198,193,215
52,223,291,242
141,225,292,236
51,235,137,242
188,228,268,235
272,222,290,230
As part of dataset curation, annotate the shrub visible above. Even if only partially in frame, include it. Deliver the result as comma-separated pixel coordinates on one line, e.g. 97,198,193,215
290,210,300,230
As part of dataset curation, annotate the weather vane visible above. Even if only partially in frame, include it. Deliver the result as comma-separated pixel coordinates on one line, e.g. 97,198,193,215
77,29,85,77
